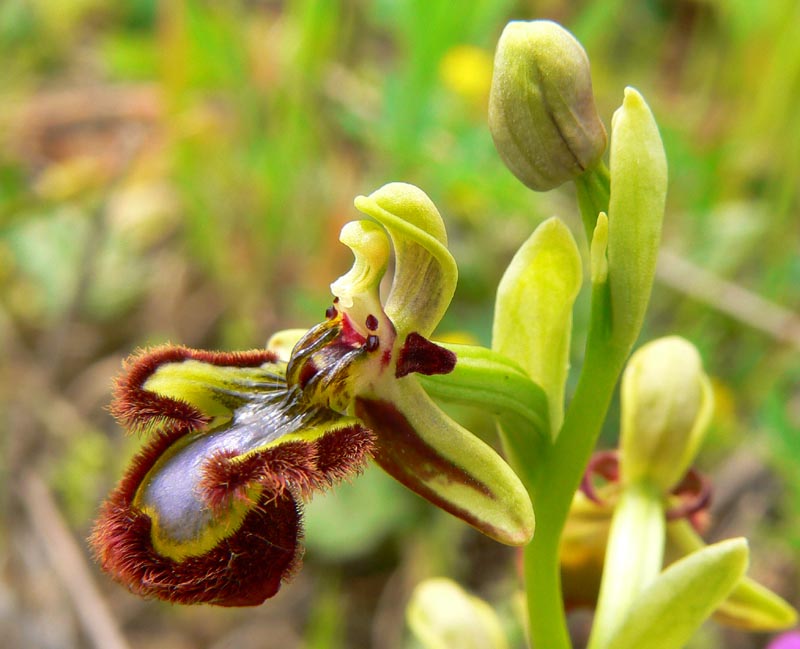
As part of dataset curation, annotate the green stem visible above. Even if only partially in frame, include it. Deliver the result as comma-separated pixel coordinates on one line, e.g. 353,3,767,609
574,163,611,244
508,162,619,648
521,273,624,647
523,340,624,648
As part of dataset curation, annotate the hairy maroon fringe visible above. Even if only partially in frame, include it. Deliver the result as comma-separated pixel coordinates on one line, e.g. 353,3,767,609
93,345,377,605
110,345,279,434
90,416,301,606
90,485,301,606
198,424,376,513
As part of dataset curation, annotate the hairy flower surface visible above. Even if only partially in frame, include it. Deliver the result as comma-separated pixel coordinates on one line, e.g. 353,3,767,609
91,183,534,606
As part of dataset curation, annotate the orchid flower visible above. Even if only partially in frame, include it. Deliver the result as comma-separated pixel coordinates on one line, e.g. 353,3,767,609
558,337,796,646
90,182,536,606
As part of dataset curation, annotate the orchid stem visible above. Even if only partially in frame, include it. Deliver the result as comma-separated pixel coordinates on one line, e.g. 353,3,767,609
522,340,624,649
515,167,626,649
575,163,611,244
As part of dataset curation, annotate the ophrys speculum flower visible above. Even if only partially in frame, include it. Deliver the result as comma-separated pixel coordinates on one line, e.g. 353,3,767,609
91,183,536,606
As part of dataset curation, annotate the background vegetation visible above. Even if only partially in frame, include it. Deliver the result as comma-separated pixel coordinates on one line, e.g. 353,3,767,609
1,1,798,647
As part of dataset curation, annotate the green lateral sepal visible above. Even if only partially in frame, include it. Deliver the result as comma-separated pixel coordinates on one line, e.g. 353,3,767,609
418,342,550,441
355,378,535,547
605,538,749,649
668,520,798,631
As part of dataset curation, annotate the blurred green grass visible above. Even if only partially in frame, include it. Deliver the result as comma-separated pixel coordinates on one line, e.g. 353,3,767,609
1,1,798,648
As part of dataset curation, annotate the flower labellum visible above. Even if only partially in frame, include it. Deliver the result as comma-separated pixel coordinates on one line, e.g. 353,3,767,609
90,346,374,606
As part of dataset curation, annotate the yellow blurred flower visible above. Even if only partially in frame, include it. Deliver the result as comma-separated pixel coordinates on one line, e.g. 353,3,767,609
440,45,493,108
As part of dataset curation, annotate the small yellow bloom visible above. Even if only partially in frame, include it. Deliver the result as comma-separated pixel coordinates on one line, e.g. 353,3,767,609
440,45,494,108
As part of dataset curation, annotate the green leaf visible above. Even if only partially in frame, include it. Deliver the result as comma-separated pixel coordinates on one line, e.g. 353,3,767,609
606,538,749,649
492,217,582,436
590,212,609,284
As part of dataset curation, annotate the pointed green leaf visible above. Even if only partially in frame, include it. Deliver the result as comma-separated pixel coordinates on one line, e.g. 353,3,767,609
354,183,457,338
606,538,749,649
590,212,609,284
355,379,534,546
493,217,582,436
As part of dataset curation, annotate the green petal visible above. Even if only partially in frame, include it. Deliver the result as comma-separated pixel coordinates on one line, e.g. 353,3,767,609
605,538,749,649
417,343,549,441
354,183,457,338
588,481,666,649
714,578,799,631
668,520,798,631
493,217,582,436
329,220,391,330
619,337,714,492
266,328,308,361
355,378,534,546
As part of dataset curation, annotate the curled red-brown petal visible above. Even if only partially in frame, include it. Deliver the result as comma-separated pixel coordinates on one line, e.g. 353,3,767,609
579,450,620,505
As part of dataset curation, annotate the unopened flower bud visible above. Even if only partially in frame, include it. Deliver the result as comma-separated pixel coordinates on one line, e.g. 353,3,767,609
407,578,509,649
606,87,668,353
489,20,607,191
620,336,713,491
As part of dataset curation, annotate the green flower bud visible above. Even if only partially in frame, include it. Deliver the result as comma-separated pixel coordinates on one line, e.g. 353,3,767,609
407,578,509,649
606,88,668,352
489,20,607,191
620,337,714,492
